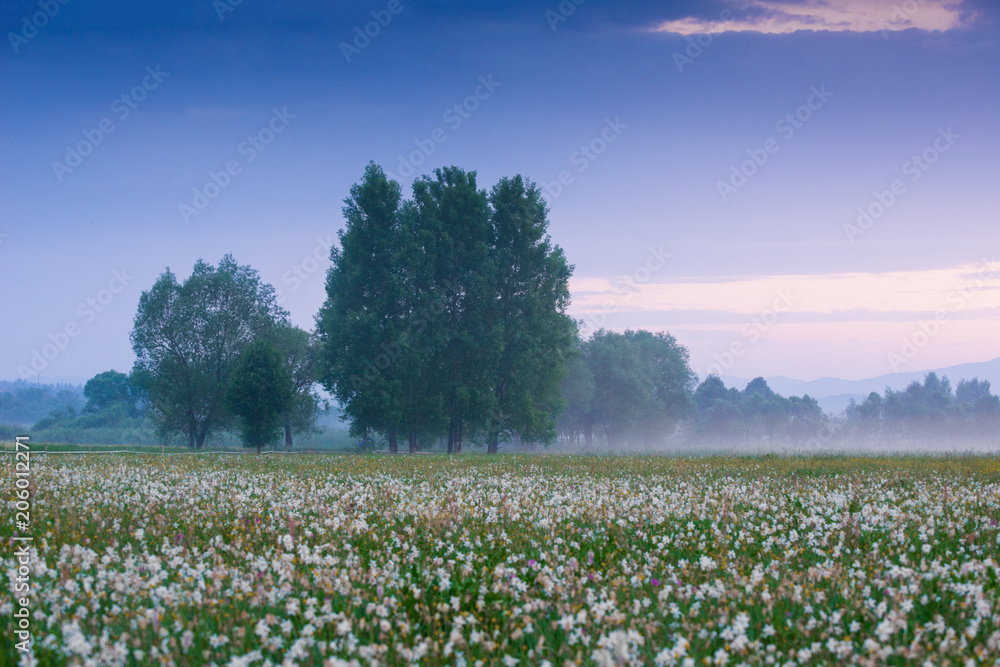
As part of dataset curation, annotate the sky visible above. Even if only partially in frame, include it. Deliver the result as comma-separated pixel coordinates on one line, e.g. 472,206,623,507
2,0,998,385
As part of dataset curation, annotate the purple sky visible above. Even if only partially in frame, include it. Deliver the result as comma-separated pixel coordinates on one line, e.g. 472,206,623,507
2,0,998,385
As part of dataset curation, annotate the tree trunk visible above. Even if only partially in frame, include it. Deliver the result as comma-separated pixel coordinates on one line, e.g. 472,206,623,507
408,430,417,454
447,418,455,454
488,436,499,454
284,423,293,450
388,429,398,454
256,442,262,455
455,419,463,453
583,424,593,449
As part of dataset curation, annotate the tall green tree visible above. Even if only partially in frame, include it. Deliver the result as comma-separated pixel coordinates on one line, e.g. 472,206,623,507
410,167,495,453
480,175,576,453
271,324,326,449
317,163,409,452
131,254,287,448
226,341,294,454
691,375,744,444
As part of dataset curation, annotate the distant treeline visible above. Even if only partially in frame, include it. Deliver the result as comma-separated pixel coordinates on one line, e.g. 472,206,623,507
0,380,83,426
841,372,999,444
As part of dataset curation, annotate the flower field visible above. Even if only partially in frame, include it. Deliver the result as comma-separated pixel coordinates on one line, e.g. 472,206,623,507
3,454,1000,666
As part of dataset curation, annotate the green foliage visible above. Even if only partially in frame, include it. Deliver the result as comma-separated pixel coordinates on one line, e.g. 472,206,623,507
271,324,327,448
846,372,1000,443
559,329,696,448
130,254,288,448
83,370,137,415
318,164,576,453
689,375,825,447
480,175,576,452
22,371,157,444
226,341,294,453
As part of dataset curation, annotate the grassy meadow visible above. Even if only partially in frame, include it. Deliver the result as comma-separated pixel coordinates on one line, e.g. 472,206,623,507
3,453,999,665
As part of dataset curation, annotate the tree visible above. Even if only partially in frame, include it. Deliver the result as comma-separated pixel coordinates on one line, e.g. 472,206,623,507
410,167,495,453
83,371,137,416
884,372,955,439
131,255,287,448
317,163,411,452
560,329,695,448
742,377,789,444
480,175,576,453
845,391,883,444
691,375,744,444
558,344,595,447
271,324,326,449
226,341,294,454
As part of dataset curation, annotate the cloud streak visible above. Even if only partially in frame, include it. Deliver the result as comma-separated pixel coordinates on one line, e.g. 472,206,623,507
655,0,971,36
570,260,1000,317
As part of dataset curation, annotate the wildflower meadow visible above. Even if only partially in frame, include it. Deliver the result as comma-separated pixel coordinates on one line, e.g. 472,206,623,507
3,453,1000,665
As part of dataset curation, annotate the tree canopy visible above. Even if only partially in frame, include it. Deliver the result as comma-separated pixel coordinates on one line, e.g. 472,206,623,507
130,254,287,448
317,163,576,453
226,340,294,453
559,329,695,448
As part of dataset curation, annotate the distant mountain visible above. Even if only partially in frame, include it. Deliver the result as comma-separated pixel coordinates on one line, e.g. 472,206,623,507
710,357,1000,416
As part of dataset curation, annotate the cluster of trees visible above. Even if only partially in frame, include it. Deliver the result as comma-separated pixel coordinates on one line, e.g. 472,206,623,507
688,376,825,446
318,164,575,453
551,330,832,450
558,330,695,448
844,372,1000,444
129,255,326,452
0,372,158,445
34,370,142,429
